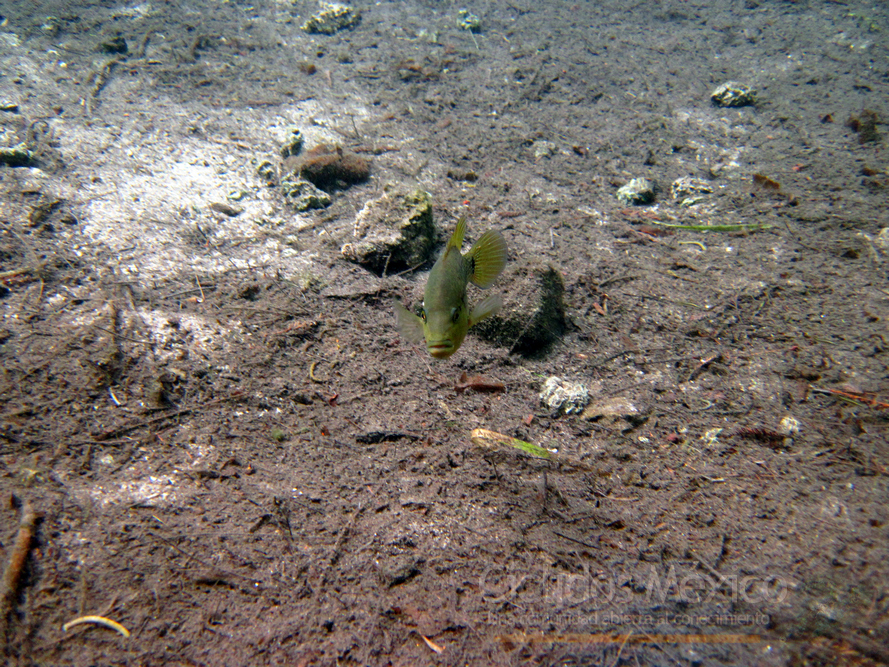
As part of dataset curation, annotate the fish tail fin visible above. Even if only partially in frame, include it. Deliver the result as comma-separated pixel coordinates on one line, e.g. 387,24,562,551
394,302,426,344
469,294,503,326
447,216,467,251
467,229,507,288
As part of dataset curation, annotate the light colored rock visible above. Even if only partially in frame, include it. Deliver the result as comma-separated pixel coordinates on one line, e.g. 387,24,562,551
711,81,756,107
540,377,589,415
582,396,648,428
301,2,361,34
616,177,655,205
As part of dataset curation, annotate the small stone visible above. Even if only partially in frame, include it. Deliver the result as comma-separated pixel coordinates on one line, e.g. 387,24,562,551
458,9,482,33
301,2,361,35
100,36,128,54
582,397,647,427
280,128,303,159
711,81,756,108
540,377,589,415
616,177,656,205
778,415,800,436
281,175,331,211
700,427,723,448
670,176,713,206
256,160,277,184
532,140,556,160
0,143,35,167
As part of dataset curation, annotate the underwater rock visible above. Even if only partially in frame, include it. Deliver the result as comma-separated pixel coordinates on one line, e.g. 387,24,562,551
301,2,361,35
458,9,481,33
670,176,713,206
100,36,128,54
711,81,756,108
531,140,556,160
473,263,566,356
616,177,656,205
281,175,331,211
0,142,34,167
208,201,242,217
540,377,589,415
280,128,303,159
256,160,277,185
341,187,434,274
582,396,648,428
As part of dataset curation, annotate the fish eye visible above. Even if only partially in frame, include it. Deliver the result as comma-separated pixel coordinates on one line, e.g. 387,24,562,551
451,306,460,323
420,308,427,322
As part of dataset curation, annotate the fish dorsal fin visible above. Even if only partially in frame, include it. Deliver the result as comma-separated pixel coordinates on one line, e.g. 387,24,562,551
446,216,467,253
466,229,508,288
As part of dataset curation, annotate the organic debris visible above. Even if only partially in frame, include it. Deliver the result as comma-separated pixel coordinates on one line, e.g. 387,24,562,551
299,143,371,189
752,173,781,191
455,372,505,394
730,427,788,449
1,499,41,633
846,110,881,144
470,428,594,471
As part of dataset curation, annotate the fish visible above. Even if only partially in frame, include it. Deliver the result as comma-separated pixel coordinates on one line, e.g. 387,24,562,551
395,216,507,359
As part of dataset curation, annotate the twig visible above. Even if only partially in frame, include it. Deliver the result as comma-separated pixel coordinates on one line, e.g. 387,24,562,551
63,615,130,637
85,58,120,115
609,629,633,667
1,500,42,632
0,266,42,281
309,361,326,383
810,386,888,409
687,352,723,382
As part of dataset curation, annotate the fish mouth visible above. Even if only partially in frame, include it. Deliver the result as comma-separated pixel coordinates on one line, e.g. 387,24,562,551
427,340,454,359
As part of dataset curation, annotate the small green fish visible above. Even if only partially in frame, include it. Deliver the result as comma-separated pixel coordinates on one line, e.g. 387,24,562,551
396,217,507,359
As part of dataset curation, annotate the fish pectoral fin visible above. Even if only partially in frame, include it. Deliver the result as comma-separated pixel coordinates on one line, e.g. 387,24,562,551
394,302,426,344
467,229,508,289
469,294,503,326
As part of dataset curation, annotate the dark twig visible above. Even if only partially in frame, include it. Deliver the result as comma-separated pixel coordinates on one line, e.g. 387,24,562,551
1,500,42,636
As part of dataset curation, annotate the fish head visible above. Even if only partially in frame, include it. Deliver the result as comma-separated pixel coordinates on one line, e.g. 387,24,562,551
422,300,470,359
